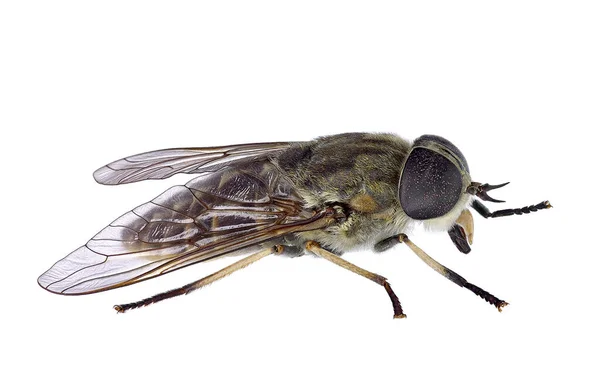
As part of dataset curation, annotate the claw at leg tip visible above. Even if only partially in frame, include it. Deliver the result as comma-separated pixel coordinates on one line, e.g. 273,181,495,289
394,314,407,319
497,302,509,313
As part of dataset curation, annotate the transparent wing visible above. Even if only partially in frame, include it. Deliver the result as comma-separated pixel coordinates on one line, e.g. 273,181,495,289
38,161,321,295
93,142,293,185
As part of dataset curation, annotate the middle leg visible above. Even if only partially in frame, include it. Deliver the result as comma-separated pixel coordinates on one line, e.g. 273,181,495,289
305,241,406,319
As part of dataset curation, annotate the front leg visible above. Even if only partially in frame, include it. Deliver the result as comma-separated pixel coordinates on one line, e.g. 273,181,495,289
374,234,508,312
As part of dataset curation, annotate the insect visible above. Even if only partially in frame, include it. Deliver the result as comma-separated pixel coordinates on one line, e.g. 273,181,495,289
38,133,551,318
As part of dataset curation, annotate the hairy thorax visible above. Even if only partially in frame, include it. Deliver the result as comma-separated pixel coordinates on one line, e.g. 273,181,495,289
273,132,414,253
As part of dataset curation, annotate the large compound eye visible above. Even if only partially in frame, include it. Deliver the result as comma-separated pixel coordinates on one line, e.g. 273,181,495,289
399,147,463,220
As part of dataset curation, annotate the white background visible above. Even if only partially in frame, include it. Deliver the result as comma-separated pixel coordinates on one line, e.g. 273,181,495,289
1,1,598,386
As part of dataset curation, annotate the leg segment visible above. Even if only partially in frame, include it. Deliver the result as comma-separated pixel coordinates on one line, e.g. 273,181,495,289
397,234,507,311
305,241,406,319
114,246,282,313
376,234,507,312
471,199,552,219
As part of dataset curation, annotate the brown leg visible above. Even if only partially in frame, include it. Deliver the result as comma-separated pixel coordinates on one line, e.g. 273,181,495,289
114,246,281,313
305,241,406,319
397,234,508,312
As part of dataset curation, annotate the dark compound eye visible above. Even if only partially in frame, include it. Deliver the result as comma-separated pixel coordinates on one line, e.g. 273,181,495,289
399,147,463,220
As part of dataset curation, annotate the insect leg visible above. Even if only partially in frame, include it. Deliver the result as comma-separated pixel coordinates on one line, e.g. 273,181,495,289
114,246,283,313
396,234,508,312
305,241,406,319
471,198,552,219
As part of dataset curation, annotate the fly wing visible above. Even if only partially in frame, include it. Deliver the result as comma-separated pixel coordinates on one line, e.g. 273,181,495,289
38,161,319,295
93,142,293,185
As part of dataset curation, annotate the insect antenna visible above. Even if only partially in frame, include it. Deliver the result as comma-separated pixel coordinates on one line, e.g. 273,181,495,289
471,199,552,219
466,182,510,203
